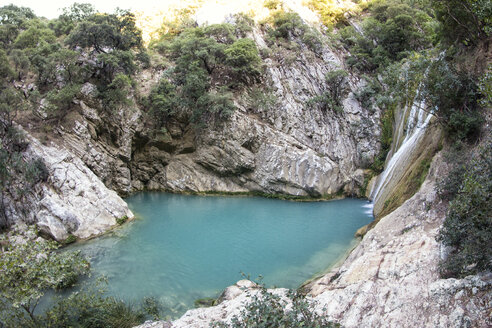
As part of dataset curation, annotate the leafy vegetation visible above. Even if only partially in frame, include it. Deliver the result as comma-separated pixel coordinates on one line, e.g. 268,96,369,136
148,21,263,128
0,232,90,325
437,142,492,278
337,0,436,72
308,69,348,113
432,0,492,45
211,285,339,328
0,230,161,327
264,10,323,54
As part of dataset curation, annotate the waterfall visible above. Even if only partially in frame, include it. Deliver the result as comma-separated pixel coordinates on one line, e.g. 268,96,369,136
370,98,433,204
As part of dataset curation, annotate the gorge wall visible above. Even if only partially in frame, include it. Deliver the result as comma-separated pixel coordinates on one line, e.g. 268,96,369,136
7,26,382,239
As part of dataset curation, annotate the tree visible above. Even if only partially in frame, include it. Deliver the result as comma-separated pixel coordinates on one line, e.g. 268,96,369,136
0,235,89,326
45,84,81,118
309,69,348,113
0,49,13,81
50,3,96,37
61,2,96,21
9,49,30,80
65,11,142,53
101,73,132,111
97,50,136,84
418,58,482,141
0,4,35,28
438,142,492,277
225,38,262,84
13,25,56,49
432,0,492,45
148,78,179,127
170,27,227,75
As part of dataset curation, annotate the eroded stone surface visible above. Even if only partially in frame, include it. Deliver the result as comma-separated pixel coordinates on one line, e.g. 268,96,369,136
53,29,380,198
5,129,134,240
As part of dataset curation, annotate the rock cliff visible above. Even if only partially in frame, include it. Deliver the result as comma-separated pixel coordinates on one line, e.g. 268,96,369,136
3,127,134,241
52,29,380,199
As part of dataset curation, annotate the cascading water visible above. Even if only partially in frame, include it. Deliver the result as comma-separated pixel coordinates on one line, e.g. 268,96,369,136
370,52,447,212
370,97,434,205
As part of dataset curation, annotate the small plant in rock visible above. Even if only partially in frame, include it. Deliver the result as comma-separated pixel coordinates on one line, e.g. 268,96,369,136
116,216,128,225
62,234,77,245
211,285,338,328
308,69,348,113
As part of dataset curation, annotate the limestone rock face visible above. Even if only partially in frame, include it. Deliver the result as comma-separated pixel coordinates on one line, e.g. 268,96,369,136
56,33,380,198
5,131,134,241
133,40,380,196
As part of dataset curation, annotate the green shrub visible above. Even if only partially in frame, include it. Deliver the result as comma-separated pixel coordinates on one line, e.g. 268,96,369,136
438,141,492,278
432,0,492,45
63,234,77,245
266,10,322,54
142,296,161,320
147,77,179,127
231,13,254,37
0,233,89,325
419,58,482,142
65,10,142,52
14,25,56,49
41,289,146,328
100,73,133,112
45,84,82,116
308,69,348,113
336,0,436,72
211,286,339,328
224,38,262,84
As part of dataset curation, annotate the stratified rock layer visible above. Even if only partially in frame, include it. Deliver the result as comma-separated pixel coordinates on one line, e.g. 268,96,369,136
55,30,380,198
4,130,134,241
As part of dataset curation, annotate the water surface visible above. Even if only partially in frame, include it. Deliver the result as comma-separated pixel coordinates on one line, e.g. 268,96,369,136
72,193,373,316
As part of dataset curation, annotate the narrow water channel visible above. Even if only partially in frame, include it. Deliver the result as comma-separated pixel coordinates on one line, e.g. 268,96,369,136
69,193,373,317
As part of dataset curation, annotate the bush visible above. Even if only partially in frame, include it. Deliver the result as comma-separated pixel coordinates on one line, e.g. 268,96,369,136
41,288,146,328
224,38,262,84
116,216,128,225
45,84,81,116
266,10,322,54
438,141,492,278
0,233,90,325
101,73,133,111
432,0,492,45
65,10,142,52
308,69,348,113
337,0,435,72
147,77,179,127
211,286,339,328
418,58,482,142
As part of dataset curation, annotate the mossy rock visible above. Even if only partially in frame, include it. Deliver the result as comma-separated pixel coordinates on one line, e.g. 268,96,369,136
62,234,77,245
194,297,216,308
116,216,128,225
